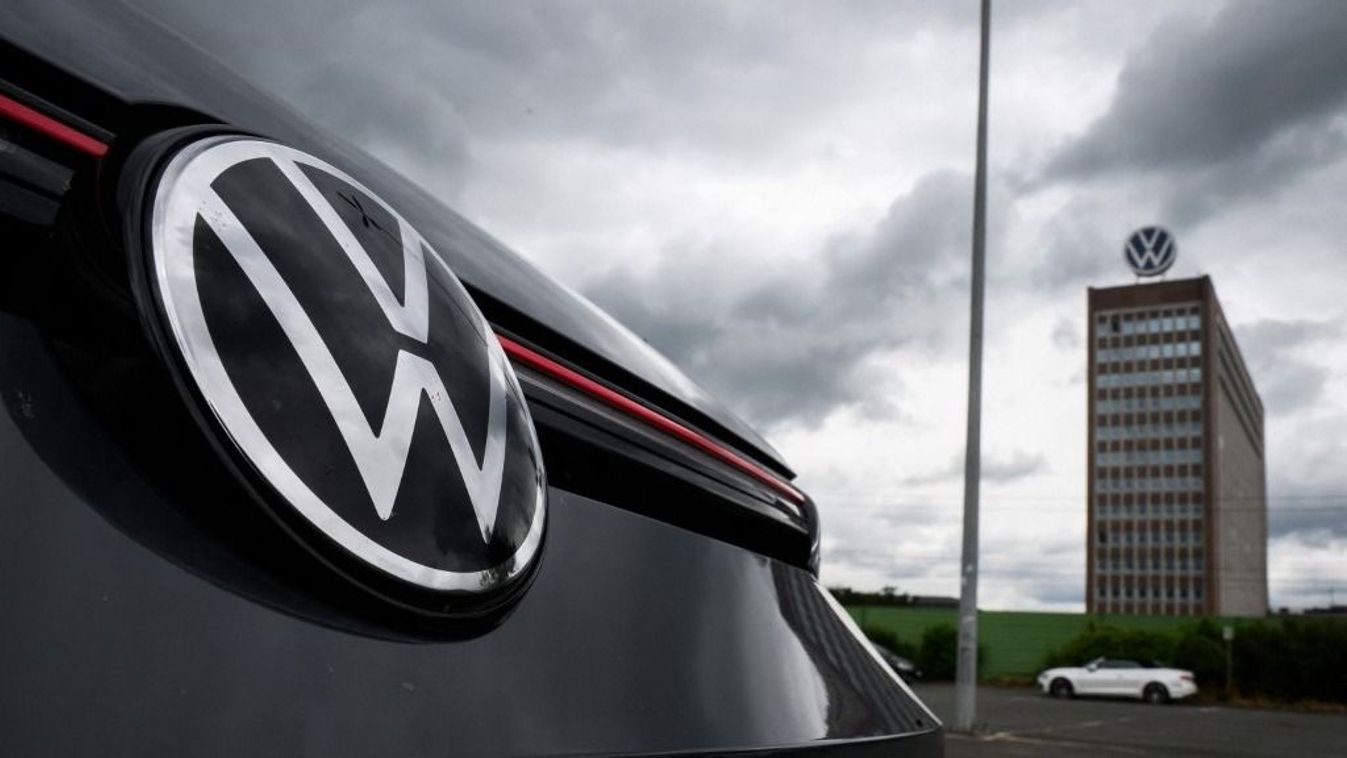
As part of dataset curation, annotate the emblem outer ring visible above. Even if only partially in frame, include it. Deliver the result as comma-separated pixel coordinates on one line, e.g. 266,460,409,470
143,134,546,596
1123,227,1177,278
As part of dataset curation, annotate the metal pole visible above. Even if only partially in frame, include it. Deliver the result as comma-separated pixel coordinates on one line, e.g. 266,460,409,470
954,0,991,734
1225,638,1233,699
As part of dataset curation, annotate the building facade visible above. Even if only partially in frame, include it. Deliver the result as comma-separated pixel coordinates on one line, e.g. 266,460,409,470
1087,276,1267,617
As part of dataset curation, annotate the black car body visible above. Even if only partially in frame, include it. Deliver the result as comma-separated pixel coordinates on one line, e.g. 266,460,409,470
0,2,941,755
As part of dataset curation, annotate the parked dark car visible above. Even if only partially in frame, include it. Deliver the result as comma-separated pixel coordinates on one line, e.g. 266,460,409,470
0,2,940,755
874,644,924,683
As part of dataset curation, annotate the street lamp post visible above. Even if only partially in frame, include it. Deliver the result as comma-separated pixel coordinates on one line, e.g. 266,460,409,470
954,0,992,735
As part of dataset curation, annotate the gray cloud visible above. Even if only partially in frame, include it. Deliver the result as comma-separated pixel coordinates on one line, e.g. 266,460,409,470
1024,196,1125,294
584,170,974,428
896,449,1048,488
985,450,1050,483
1265,408,1347,540
1043,0,1347,225
1051,318,1081,351
823,545,954,587
1235,317,1341,415
1270,496,1347,542
127,0,975,187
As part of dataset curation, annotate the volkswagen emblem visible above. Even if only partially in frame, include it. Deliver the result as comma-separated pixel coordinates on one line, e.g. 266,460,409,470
1124,226,1176,277
138,135,545,605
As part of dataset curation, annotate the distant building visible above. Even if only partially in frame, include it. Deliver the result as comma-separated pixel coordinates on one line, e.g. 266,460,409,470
1086,276,1267,617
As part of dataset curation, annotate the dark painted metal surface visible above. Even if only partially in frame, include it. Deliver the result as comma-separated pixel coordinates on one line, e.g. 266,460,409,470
0,0,790,476
0,3,943,753
0,309,936,756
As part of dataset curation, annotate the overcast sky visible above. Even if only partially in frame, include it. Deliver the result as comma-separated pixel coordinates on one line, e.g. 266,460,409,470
131,0,1347,611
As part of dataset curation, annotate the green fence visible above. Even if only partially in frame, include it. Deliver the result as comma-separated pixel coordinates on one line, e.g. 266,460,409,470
846,605,1222,679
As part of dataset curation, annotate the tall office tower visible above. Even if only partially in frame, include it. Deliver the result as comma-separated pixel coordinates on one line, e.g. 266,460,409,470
1087,276,1268,617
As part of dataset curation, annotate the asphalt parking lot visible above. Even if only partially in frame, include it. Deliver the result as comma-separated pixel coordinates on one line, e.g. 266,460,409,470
911,683,1347,757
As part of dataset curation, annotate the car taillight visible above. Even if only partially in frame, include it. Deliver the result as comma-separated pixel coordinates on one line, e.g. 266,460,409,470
1180,674,1194,682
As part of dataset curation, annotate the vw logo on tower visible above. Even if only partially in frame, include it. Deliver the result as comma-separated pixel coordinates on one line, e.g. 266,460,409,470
139,135,546,609
1124,226,1177,277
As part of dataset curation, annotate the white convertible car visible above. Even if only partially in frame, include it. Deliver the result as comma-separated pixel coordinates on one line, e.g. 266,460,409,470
1037,658,1198,704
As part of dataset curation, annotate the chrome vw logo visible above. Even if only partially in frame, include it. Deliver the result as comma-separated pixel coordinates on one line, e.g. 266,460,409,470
1124,226,1177,277
146,136,545,595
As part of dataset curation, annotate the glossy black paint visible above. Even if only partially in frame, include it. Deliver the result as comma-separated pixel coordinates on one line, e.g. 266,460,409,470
0,308,937,756
519,367,815,569
0,0,791,477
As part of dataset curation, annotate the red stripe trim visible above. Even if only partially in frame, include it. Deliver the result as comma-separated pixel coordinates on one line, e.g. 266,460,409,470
497,334,805,505
0,91,799,502
0,91,108,157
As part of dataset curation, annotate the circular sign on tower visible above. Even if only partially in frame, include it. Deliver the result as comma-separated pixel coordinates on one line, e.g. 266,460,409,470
1124,226,1176,277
